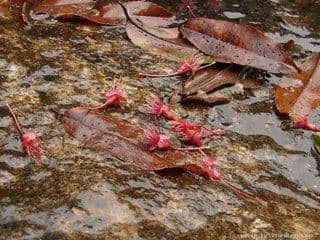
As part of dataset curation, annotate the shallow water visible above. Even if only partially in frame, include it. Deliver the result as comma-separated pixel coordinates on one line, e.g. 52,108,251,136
1,0,320,239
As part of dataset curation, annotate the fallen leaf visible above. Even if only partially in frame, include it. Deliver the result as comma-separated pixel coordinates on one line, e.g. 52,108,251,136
275,53,320,122
62,108,267,207
33,0,176,26
182,64,260,103
180,17,298,74
184,90,230,104
126,20,210,63
62,108,204,173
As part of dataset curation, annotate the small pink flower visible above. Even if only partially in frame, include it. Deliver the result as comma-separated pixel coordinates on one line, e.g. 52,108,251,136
202,155,221,181
82,82,126,110
6,104,42,157
144,128,209,152
294,118,320,132
170,119,203,146
139,54,199,78
177,54,198,75
144,129,172,151
21,129,42,157
139,95,176,120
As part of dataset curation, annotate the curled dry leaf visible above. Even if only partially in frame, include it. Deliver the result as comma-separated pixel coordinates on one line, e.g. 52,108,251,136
181,64,261,104
180,17,299,74
182,64,258,96
275,53,320,123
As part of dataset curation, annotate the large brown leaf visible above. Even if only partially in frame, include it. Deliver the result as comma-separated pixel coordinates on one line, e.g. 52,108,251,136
275,53,320,122
33,0,176,26
62,108,204,174
62,108,267,206
180,17,298,74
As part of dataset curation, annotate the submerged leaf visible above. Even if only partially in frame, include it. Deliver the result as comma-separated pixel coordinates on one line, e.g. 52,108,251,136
62,108,205,173
275,53,320,123
180,17,298,74
62,108,267,207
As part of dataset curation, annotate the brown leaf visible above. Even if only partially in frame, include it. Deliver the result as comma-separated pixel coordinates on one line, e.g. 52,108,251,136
180,17,298,74
62,108,267,207
62,108,204,174
275,53,320,122
0,0,10,16
126,20,209,63
184,90,230,104
33,0,176,26
182,64,260,97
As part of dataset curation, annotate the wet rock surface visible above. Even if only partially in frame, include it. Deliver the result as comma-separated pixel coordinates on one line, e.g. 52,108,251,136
1,0,320,239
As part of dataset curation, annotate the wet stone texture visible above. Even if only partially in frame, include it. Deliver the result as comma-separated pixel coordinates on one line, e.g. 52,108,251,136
1,0,320,240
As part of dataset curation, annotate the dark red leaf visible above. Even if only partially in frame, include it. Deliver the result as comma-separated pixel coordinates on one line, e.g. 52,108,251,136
180,17,299,74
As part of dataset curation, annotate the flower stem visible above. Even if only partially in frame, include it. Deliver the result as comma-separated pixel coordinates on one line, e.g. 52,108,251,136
5,103,24,137
220,179,268,208
139,71,182,78
173,146,210,151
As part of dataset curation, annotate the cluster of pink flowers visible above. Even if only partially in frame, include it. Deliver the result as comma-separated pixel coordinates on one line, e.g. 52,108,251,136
139,94,225,180
5,83,222,181
139,94,225,147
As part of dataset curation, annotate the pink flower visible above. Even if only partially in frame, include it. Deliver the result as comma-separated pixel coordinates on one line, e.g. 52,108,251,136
21,129,42,157
6,104,42,157
82,82,126,110
170,119,203,146
139,95,176,120
294,118,320,132
139,54,199,78
144,129,172,151
202,155,221,181
144,128,209,152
